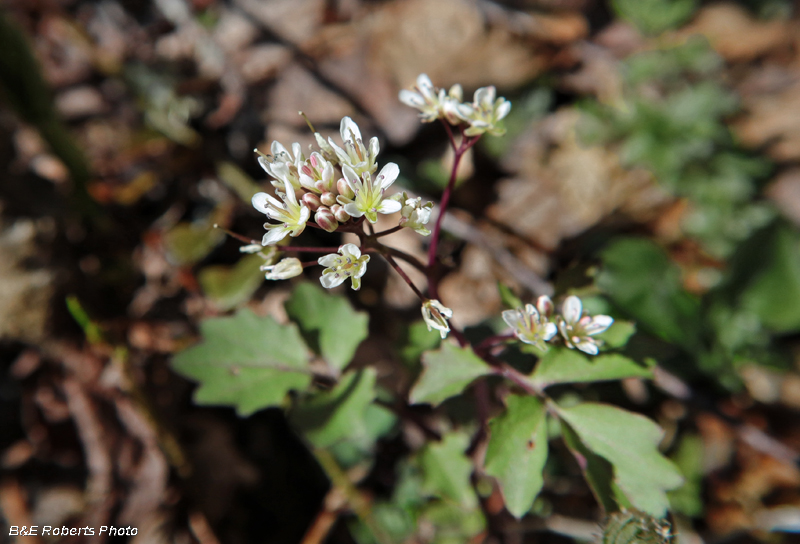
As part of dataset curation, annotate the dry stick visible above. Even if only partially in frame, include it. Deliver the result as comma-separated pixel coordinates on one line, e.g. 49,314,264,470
314,449,392,544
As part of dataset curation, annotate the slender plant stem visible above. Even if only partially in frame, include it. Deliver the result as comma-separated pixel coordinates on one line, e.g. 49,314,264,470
277,246,338,253
426,132,479,299
475,333,516,355
372,225,403,238
381,245,427,274
382,253,425,301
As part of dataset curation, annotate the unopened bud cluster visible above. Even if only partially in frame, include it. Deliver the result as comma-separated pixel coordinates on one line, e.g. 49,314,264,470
252,116,430,243
503,295,613,355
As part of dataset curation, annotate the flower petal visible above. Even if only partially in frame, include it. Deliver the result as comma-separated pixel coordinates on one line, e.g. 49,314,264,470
562,296,583,323
376,162,399,189
262,227,288,246
320,271,346,289
376,199,402,215
340,243,361,260
584,315,614,335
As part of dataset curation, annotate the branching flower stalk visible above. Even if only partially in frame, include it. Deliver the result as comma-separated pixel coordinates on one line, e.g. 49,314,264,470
249,73,611,370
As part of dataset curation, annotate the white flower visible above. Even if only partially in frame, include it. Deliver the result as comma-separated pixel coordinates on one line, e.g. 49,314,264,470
458,86,511,137
256,141,305,190
328,117,380,176
399,74,465,125
557,296,614,356
262,258,303,280
421,299,453,339
396,193,434,236
252,179,311,245
318,243,370,291
502,298,557,351
337,163,402,224
399,74,441,123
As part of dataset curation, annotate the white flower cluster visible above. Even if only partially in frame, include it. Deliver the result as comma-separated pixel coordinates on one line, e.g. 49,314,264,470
503,296,613,355
252,117,434,245
399,74,511,137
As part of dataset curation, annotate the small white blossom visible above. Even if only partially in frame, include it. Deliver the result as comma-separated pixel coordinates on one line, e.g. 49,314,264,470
256,142,305,190
262,258,303,280
458,86,511,137
328,117,380,176
337,163,402,224
252,179,311,245
502,297,557,351
239,243,264,254
557,296,614,356
421,299,453,339
399,74,442,123
395,193,434,236
399,74,465,125
318,243,370,291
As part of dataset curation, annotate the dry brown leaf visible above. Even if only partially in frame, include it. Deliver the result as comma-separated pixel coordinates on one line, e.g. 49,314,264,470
681,4,791,63
735,87,800,161
487,109,668,249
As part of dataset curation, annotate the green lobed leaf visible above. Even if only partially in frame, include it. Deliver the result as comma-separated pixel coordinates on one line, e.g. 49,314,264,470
530,349,653,389
291,368,378,449
667,434,704,517
285,282,369,372
420,431,477,508
198,253,267,311
401,320,442,367
597,238,702,350
561,421,619,514
163,220,225,266
556,403,684,517
484,395,548,518
410,343,492,406
612,0,697,36
171,309,310,415
596,320,637,349
740,226,800,332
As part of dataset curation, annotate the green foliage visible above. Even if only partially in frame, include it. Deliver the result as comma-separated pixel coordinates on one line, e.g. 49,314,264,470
667,434,704,517
556,403,684,517
163,219,225,266
400,320,442,366
582,39,774,257
198,253,267,311
484,395,548,518
291,368,385,449
597,238,701,349
739,225,800,332
410,343,493,406
530,349,653,389
216,161,261,203
171,309,310,415
285,282,369,372
420,431,478,508
611,0,697,35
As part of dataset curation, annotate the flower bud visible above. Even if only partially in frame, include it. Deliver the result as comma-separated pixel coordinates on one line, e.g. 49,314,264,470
302,192,322,211
315,180,327,193
320,191,337,207
315,207,339,232
330,204,342,214
261,258,303,280
337,178,354,199
334,206,351,223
